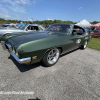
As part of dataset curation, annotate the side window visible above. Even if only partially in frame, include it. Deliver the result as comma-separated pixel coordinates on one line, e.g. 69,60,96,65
31,26,35,30
34,26,39,30
77,29,84,35
27,26,39,30
27,25,31,30
73,25,85,35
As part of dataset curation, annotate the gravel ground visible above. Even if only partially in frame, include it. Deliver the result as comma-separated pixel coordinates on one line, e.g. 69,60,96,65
0,43,100,100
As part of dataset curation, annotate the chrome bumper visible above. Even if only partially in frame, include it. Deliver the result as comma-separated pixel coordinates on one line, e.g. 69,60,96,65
1,41,31,64
11,53,31,64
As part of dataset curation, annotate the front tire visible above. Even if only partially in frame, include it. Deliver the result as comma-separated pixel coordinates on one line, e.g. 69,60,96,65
42,48,60,67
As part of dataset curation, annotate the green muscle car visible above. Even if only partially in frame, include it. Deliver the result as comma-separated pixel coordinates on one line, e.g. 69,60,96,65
1,24,91,66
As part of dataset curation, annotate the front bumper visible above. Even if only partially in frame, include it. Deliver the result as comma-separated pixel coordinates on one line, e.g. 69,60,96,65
1,41,31,64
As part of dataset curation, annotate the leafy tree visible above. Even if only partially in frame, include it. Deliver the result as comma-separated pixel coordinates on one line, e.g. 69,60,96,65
90,21,100,24
0,17,100,25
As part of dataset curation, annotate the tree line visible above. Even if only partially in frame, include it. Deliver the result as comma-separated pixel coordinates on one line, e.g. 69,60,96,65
0,18,99,25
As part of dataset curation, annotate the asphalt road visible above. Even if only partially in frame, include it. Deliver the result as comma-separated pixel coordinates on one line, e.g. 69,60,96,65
0,43,100,100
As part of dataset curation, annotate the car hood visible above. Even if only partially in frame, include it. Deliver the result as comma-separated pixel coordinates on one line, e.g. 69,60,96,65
9,31,58,45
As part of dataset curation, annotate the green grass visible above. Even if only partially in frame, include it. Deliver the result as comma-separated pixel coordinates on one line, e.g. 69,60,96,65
87,37,100,51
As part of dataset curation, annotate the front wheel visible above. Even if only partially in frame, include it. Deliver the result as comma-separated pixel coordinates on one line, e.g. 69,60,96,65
42,48,60,67
80,40,88,49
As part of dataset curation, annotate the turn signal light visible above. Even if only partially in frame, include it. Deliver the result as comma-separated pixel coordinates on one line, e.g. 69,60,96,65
24,62,30,64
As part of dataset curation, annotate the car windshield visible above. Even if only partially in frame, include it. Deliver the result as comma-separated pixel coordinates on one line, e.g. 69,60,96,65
19,24,27,30
46,24,71,33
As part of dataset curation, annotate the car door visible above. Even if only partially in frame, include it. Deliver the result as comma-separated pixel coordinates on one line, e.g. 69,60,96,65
62,25,85,53
70,26,85,49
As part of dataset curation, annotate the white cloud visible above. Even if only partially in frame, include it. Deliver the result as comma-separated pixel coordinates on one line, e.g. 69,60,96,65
0,12,20,20
20,0,31,5
78,7,82,10
28,18,33,22
33,0,36,4
0,0,36,19
0,13,11,19
1,0,35,5
0,13,6,17
8,5,26,13
0,4,2,6
0,7,8,14
0,0,36,14
5,15,10,17
15,14,20,18
47,18,52,20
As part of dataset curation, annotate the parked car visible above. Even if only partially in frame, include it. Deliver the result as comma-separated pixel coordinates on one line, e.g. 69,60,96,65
90,29,100,37
1,24,91,67
0,24,45,38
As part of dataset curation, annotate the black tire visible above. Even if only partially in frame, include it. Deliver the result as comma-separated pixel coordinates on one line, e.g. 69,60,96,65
80,40,88,49
42,48,60,67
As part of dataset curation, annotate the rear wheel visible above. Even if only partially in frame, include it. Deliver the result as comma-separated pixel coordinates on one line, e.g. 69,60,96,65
42,48,60,67
80,40,88,49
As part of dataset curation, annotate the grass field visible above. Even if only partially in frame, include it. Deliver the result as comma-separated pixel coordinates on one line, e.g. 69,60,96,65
87,37,100,51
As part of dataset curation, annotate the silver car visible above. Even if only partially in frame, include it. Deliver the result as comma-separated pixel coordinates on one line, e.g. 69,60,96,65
0,24,45,38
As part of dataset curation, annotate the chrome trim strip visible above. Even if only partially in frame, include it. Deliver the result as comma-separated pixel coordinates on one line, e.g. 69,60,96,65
11,53,31,64
6,44,11,48
1,41,6,50
6,43,12,53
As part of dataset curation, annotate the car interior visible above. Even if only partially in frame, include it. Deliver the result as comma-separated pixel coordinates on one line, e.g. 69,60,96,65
27,25,39,31
73,25,85,35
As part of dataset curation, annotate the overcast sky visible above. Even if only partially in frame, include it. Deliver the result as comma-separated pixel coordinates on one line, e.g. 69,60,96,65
0,0,100,22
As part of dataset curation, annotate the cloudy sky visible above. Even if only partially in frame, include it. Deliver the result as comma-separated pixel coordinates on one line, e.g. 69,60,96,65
0,0,100,22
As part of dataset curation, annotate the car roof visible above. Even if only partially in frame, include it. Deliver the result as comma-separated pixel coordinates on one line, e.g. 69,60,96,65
51,23,84,28
51,23,73,26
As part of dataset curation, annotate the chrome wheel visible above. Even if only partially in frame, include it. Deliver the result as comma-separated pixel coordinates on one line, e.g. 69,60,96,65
47,49,60,64
84,41,87,49
42,48,60,66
